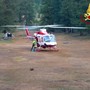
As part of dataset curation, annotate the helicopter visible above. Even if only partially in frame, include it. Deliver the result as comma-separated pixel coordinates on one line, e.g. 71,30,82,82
25,27,58,51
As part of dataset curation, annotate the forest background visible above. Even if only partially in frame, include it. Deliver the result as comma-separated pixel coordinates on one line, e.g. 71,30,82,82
0,0,89,34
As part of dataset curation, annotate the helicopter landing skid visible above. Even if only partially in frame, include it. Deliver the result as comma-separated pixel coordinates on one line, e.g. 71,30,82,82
36,47,59,52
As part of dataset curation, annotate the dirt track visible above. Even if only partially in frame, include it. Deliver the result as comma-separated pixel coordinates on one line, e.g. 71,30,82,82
0,31,90,90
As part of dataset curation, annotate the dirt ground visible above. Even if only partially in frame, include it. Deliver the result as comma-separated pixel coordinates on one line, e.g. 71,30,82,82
0,31,90,90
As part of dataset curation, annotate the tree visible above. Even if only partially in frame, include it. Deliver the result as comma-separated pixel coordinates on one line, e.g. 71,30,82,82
60,0,88,26
40,0,61,25
40,0,88,26
18,0,34,25
0,0,17,26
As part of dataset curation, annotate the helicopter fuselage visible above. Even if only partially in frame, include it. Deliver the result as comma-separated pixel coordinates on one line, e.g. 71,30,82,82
35,34,57,48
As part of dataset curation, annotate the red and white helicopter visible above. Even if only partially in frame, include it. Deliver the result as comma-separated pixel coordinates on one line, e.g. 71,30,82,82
25,27,58,51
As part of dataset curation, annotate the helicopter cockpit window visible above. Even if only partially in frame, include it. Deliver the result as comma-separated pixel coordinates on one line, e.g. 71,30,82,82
50,35,56,42
44,35,56,42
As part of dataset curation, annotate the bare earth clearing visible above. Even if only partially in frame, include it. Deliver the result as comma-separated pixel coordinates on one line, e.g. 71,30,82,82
0,31,90,90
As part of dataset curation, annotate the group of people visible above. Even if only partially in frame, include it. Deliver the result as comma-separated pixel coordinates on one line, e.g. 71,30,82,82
2,30,13,40
2,30,37,52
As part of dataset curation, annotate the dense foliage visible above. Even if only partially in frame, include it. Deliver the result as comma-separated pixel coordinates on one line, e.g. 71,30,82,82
40,0,88,26
0,0,34,26
0,0,89,27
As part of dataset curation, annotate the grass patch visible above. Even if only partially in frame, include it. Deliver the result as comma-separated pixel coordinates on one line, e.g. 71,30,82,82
0,39,14,43
0,33,3,38
0,33,14,44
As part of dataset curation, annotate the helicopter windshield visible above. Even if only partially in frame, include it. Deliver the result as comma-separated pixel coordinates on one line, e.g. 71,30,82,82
44,34,56,42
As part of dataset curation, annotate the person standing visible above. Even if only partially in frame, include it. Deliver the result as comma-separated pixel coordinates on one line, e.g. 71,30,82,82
31,38,37,52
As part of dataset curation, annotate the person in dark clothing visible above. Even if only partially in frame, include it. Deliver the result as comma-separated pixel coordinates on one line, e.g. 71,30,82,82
7,32,12,38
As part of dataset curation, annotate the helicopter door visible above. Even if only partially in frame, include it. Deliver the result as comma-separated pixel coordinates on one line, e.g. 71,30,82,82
38,36,43,42
37,36,44,46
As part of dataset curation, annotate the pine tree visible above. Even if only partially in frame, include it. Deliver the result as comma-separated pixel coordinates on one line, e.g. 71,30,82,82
18,0,34,25
0,0,16,25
